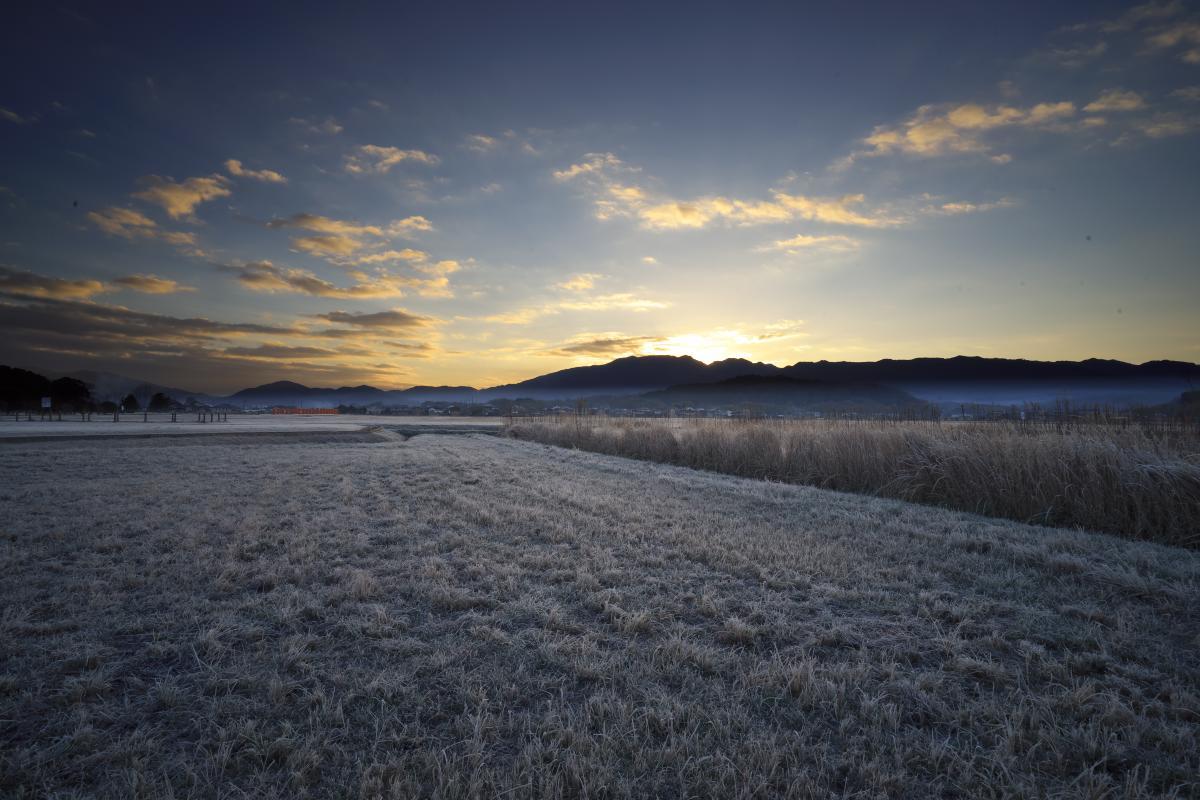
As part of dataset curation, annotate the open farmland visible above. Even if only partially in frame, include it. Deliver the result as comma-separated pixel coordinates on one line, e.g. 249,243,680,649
2,426,1199,798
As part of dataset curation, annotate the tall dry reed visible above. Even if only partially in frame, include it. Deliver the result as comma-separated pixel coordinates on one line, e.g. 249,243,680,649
507,417,1200,546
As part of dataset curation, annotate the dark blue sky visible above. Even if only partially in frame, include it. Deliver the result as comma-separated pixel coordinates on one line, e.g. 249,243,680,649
1,1,1197,391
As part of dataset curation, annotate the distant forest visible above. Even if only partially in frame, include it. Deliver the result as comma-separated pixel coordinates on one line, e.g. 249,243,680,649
0,366,170,413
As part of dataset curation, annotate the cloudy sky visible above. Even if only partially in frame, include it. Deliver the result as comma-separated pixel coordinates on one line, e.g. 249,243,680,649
1,1,1198,393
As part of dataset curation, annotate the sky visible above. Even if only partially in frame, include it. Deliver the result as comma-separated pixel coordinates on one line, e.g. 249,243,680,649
1,1,1198,393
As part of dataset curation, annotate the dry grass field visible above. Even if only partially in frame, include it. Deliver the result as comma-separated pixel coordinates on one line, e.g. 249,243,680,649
508,417,1200,548
2,428,1199,798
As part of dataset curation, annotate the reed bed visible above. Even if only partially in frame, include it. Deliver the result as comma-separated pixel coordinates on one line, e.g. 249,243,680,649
507,417,1200,546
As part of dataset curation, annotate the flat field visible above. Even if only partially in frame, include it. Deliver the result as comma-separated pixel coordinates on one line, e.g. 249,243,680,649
1,426,1198,798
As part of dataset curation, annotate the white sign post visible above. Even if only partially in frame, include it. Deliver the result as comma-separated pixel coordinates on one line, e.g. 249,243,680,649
40,397,51,409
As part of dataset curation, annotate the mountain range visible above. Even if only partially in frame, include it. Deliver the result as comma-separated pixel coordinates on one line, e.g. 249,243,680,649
34,355,1200,409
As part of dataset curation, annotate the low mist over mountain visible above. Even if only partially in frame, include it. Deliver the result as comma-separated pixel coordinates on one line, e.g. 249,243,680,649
643,375,923,413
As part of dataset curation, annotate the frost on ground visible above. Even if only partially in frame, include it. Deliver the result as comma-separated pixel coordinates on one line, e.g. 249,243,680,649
1,432,1198,798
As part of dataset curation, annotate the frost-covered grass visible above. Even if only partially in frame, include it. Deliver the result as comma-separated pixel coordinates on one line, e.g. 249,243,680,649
1,431,1198,798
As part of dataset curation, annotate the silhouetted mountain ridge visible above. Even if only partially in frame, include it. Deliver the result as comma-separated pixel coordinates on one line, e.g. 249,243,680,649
486,355,784,395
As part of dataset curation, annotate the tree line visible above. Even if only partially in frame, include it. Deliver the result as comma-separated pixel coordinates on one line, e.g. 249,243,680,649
0,366,172,413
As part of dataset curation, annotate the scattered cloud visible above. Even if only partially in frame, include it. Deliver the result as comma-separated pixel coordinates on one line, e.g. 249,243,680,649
1146,20,1200,63
1171,86,1200,102
0,265,108,299
1045,41,1108,68
482,307,545,325
641,256,658,265
386,216,434,236
86,207,198,247
1133,111,1200,137
290,116,343,135
315,308,435,331
112,274,194,294
557,293,669,312
383,341,435,358
133,174,231,219
1,266,195,300
553,152,633,181
87,206,158,238
556,273,602,292
267,213,385,237
464,134,499,153
344,144,439,174
547,333,664,358
929,198,1017,215
224,159,287,183
219,260,450,299
352,248,429,264
0,289,426,390
556,153,898,230
220,343,348,360
757,233,860,255
1084,89,1147,113
1064,1,1183,34
0,107,36,124
292,234,363,256
483,288,670,326
464,129,547,156
0,291,294,344
855,101,1077,161
266,213,432,258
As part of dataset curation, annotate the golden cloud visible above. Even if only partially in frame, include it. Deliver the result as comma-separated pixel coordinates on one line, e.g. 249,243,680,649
556,273,602,292
858,101,1077,159
0,266,108,299
556,153,897,230
267,214,434,260
1083,89,1146,113
224,159,287,183
133,174,231,219
315,308,436,331
758,233,860,255
1146,20,1200,63
220,260,450,299
353,248,429,264
112,274,194,294
293,234,364,256
86,207,198,247
345,145,439,174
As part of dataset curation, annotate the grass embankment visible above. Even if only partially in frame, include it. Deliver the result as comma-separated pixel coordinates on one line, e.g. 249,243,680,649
508,417,1200,546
